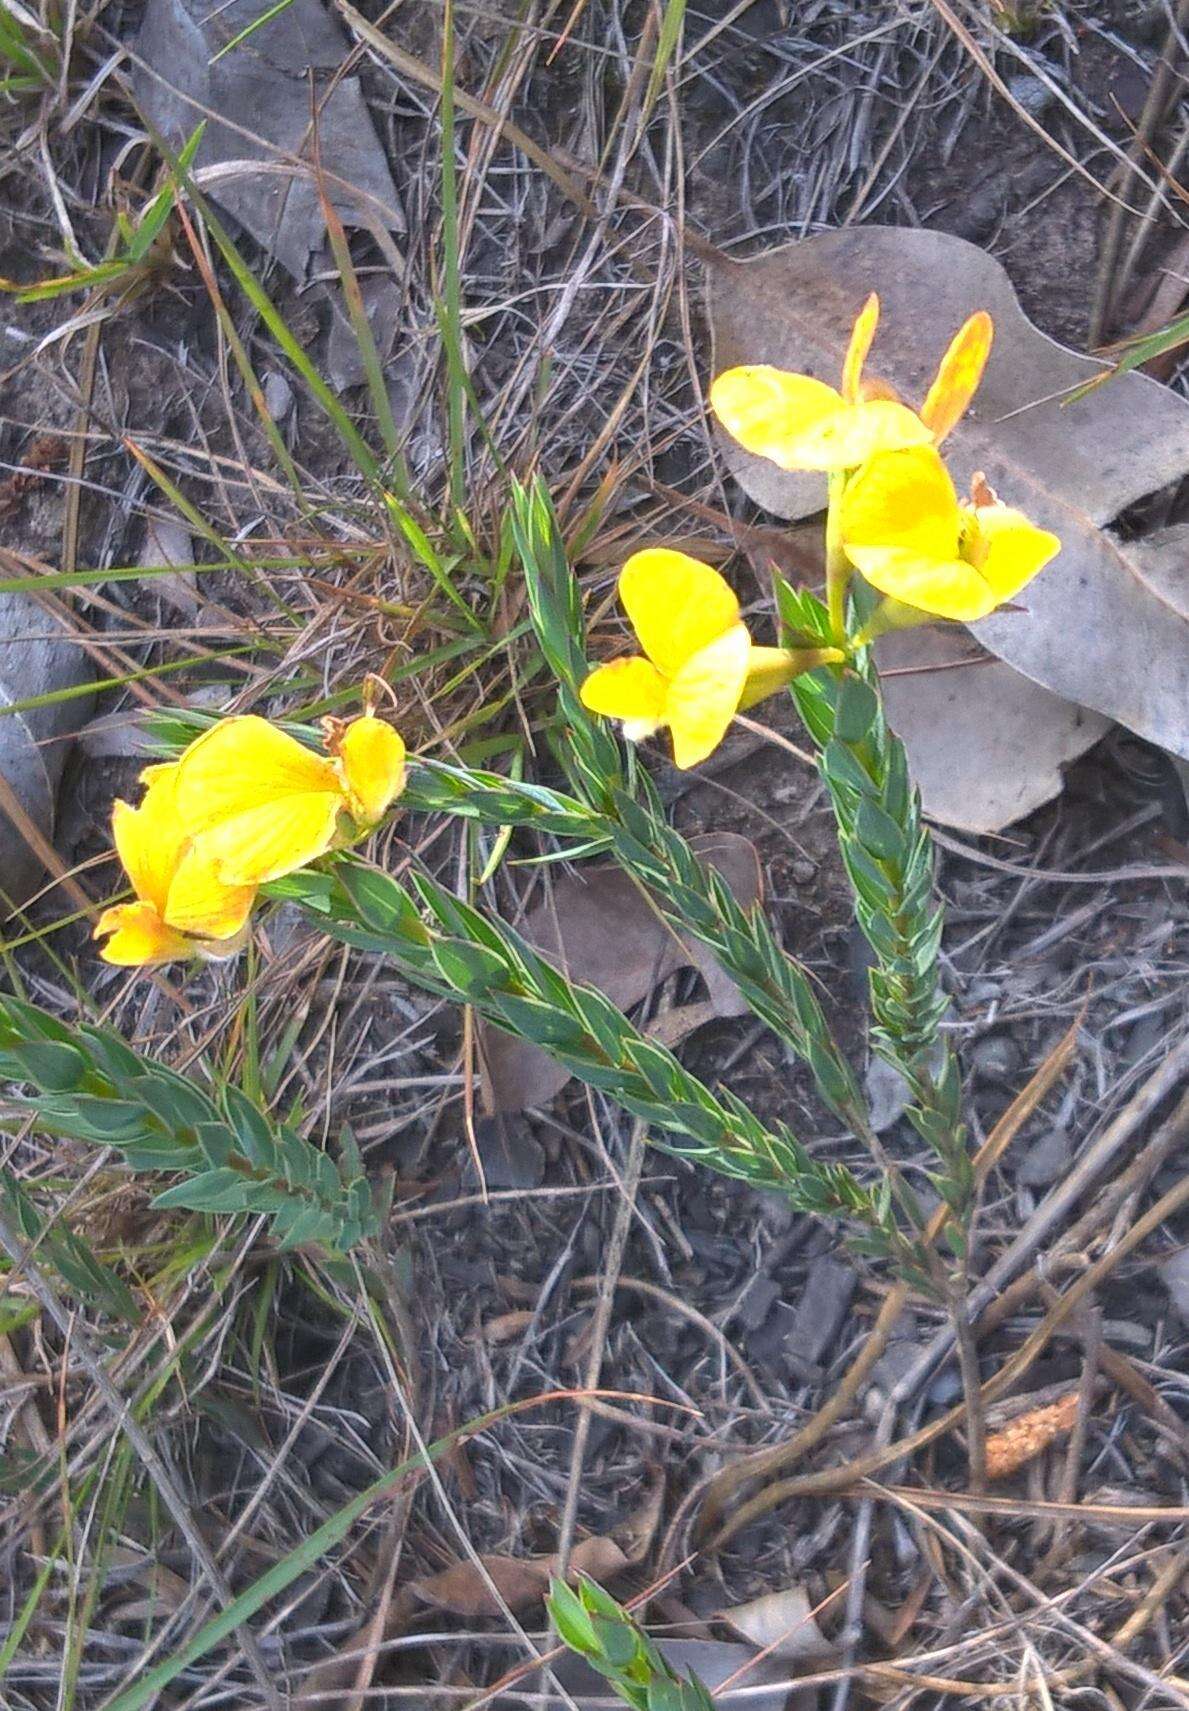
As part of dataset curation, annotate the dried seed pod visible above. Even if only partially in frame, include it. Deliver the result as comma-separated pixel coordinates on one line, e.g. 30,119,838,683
985,1390,1080,1480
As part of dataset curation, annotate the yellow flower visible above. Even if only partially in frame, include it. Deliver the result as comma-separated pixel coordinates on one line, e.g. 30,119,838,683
710,294,993,472
840,444,1060,623
172,713,406,887
94,765,256,967
579,549,839,768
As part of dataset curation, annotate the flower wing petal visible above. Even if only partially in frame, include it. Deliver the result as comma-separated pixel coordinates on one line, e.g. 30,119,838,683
174,715,341,835
164,845,256,939
336,715,407,825
191,794,344,887
111,765,185,916
842,293,880,404
618,550,741,676
846,544,998,622
920,311,993,443
664,623,750,770
969,505,1061,603
94,901,195,967
580,655,669,724
710,366,844,470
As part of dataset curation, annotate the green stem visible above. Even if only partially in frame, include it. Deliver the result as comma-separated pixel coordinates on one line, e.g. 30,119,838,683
825,470,851,645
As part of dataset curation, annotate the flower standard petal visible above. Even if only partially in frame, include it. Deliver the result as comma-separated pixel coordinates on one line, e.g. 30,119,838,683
188,794,345,888
617,550,741,677
173,715,342,837
710,366,844,469
789,398,932,471
664,623,751,769
840,444,962,561
334,715,407,826
920,311,993,443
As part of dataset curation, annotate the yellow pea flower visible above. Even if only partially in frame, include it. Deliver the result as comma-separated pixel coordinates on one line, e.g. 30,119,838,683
94,764,256,967
710,294,993,473
579,548,840,769
840,444,1060,624
172,713,407,887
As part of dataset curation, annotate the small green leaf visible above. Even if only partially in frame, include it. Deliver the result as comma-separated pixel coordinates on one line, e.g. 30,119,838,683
832,673,879,742
152,1168,252,1213
5,1040,87,1093
548,1580,598,1655
855,798,904,864
222,1085,279,1170
592,1613,639,1670
195,1123,236,1168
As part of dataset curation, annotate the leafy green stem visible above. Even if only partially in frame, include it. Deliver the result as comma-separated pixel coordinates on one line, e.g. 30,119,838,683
288,858,892,1234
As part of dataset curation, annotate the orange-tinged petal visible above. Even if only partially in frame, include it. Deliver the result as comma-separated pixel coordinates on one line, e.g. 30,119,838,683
163,844,256,939
174,715,341,836
190,794,344,887
789,398,932,470
920,311,993,442
335,715,406,825
840,444,961,561
844,544,995,622
964,503,1060,603
618,550,740,677
710,366,843,470
94,901,196,967
841,294,880,404
111,766,186,916
580,656,668,725
664,623,750,769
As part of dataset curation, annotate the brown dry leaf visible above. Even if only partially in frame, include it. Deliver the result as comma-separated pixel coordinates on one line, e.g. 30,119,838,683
876,628,1110,832
480,1308,535,1344
106,1546,191,1617
719,1584,833,1662
292,1589,419,1710
409,1476,662,1618
985,1390,1080,1480
477,833,761,1112
708,228,1189,763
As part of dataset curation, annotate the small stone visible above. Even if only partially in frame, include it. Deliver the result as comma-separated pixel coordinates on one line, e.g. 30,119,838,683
1099,1319,1151,1353
1015,1126,1071,1187
866,1317,924,1417
928,1365,963,1406
737,1275,781,1333
971,1033,1022,1084
262,369,294,422
1160,1249,1189,1324
782,1255,857,1370
1006,71,1054,119
865,1054,913,1134
463,1115,544,1192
